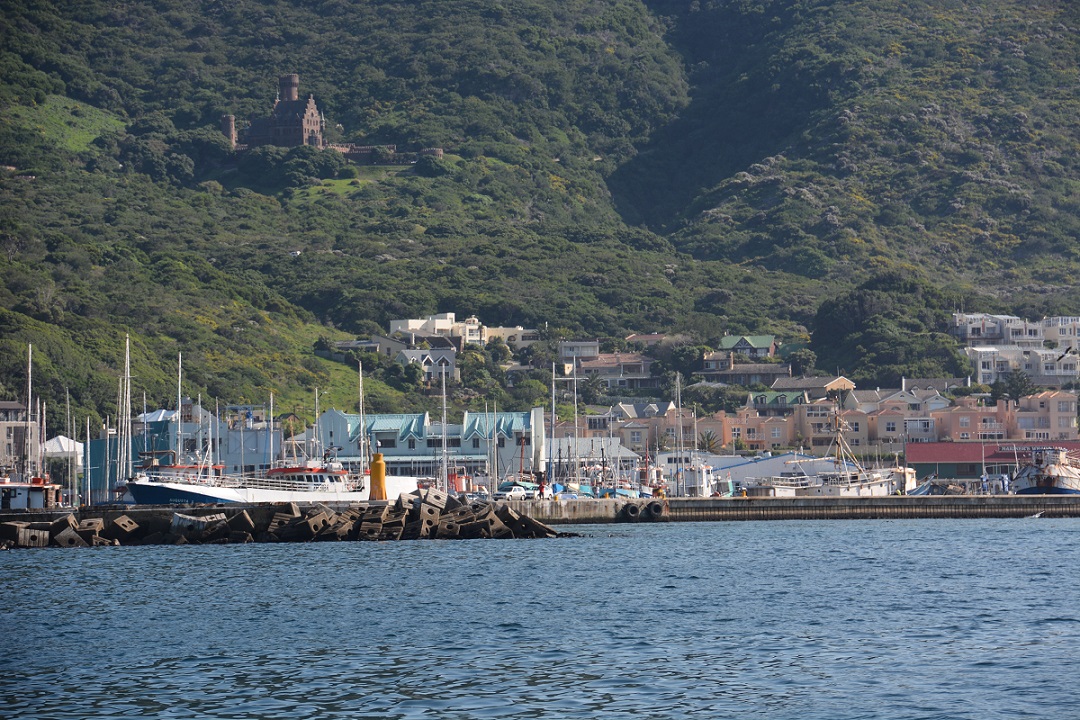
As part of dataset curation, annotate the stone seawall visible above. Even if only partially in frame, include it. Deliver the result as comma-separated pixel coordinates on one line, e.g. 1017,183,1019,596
4,496,1079,535
512,495,1080,523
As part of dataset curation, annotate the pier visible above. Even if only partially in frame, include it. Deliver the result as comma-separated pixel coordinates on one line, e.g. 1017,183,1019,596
514,495,1080,523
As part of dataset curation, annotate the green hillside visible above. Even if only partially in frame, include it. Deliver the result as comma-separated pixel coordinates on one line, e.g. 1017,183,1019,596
2,0,1079,430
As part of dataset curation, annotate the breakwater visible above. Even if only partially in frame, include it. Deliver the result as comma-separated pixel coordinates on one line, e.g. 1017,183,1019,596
0,488,559,549
3,495,1078,547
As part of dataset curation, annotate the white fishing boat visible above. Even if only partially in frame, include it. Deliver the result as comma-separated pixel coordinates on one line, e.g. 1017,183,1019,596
1011,447,1080,495
744,410,915,497
124,451,402,504
123,358,422,505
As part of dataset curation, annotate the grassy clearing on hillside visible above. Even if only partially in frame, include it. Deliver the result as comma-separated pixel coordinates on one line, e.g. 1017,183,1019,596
3,95,123,153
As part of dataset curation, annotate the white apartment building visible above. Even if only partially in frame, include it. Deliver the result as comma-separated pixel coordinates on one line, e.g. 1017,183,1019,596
965,345,1079,385
389,313,484,345
952,313,1044,348
1041,316,1080,349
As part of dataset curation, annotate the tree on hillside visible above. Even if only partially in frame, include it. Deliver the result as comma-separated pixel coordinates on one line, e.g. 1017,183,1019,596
788,348,817,377
990,371,1038,406
811,272,971,386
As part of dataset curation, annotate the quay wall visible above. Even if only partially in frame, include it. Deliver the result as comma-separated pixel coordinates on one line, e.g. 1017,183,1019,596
4,496,1080,529
513,495,1080,524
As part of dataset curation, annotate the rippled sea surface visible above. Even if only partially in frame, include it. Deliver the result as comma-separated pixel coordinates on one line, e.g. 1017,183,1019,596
3,518,1078,719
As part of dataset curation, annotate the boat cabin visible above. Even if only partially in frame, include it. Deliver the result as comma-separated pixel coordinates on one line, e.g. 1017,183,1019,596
0,475,63,510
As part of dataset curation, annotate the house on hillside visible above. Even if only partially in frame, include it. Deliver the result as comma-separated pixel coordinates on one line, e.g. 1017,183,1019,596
394,348,459,383
717,335,778,359
577,352,658,391
745,390,808,418
770,375,855,400
706,362,791,387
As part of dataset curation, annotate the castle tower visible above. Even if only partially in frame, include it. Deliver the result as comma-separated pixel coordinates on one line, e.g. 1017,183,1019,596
279,74,300,102
220,114,236,150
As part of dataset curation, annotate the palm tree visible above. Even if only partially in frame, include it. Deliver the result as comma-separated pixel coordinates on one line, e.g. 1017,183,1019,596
698,429,720,453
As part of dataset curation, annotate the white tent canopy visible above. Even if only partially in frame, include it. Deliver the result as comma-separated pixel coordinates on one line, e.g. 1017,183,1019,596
43,435,84,470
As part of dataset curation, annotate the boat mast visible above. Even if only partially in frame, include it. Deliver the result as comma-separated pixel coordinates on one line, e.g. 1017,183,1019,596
440,367,449,491
24,344,32,479
196,393,204,477
549,362,556,488
85,416,91,506
357,361,366,471
214,398,220,472
269,391,275,472
66,387,72,503
122,335,132,481
175,352,182,464
675,372,683,497
317,387,323,459
572,362,579,482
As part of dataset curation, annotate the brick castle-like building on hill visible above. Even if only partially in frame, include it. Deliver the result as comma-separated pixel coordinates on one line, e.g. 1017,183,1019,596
221,74,324,150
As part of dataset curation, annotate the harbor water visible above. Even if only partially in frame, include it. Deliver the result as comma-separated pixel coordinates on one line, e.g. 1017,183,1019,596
3,518,1077,719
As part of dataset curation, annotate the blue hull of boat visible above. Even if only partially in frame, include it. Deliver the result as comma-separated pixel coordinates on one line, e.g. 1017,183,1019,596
1014,487,1080,495
127,484,236,505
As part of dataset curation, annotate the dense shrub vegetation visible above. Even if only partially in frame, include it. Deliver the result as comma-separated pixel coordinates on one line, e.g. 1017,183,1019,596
2,0,1078,431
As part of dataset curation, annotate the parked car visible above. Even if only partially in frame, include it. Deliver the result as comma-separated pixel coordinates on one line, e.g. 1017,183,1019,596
493,485,528,500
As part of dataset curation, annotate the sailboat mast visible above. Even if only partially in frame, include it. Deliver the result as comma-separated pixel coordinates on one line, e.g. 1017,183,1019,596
549,362,556,487
676,371,683,497
85,416,91,506
572,362,579,482
25,344,32,478
123,334,132,480
175,352,182,463
358,362,366,469
440,368,449,491
269,392,274,471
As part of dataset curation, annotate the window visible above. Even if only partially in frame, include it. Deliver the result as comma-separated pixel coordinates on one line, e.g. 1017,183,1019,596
959,417,970,428
379,438,396,448
472,438,480,449
630,431,642,443
1059,401,1074,413
960,432,970,440
771,427,782,439
851,422,860,432
408,439,416,450
732,428,742,439
885,421,897,433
